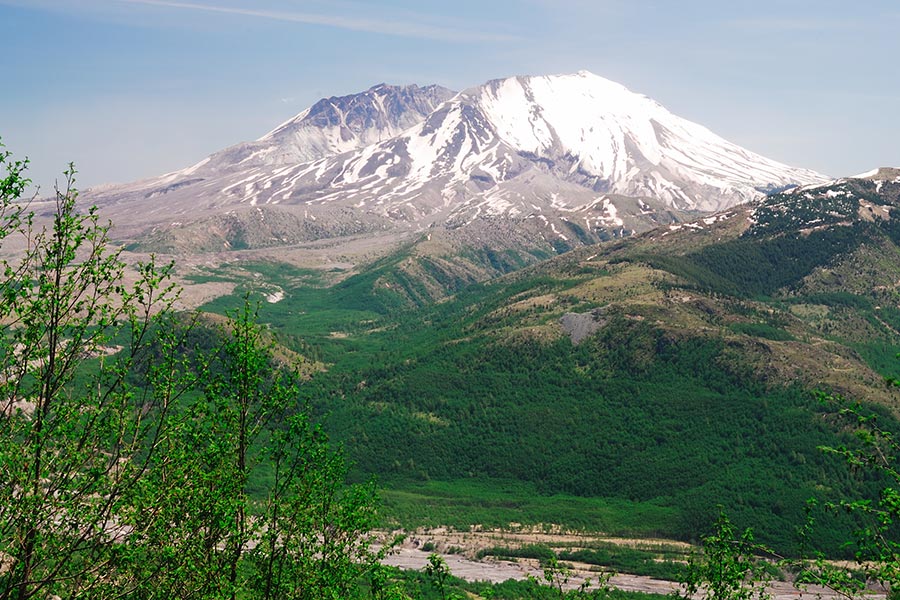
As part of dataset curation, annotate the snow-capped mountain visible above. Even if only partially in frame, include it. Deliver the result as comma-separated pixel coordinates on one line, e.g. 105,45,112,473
189,83,456,175
86,83,454,203
473,72,826,210
86,71,827,250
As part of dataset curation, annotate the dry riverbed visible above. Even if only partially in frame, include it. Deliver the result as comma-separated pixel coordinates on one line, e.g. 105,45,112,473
380,527,885,599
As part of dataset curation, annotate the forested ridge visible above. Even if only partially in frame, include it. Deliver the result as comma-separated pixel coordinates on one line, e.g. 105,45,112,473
200,176,900,557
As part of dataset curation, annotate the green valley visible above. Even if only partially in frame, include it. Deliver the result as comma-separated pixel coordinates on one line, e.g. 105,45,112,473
187,175,900,556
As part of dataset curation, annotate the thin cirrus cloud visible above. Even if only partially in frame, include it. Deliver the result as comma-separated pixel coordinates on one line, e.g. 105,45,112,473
109,0,520,42
722,16,864,32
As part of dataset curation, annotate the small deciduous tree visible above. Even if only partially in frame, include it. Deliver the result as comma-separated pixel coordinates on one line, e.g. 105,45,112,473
0,153,180,599
534,555,612,600
677,511,772,600
0,144,383,599
801,391,900,600
217,300,384,600
424,553,454,600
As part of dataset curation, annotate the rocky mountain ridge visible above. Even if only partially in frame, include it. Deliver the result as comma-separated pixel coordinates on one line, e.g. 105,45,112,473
85,71,827,258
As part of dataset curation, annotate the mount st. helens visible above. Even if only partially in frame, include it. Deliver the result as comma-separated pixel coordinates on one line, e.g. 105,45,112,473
84,72,826,283
57,70,900,553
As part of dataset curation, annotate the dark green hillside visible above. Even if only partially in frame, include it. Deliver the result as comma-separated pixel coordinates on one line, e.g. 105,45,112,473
196,175,900,554
314,321,870,552
633,222,863,298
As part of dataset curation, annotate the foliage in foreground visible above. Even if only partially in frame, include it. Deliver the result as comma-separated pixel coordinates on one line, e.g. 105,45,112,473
676,512,773,600
793,393,900,600
675,391,900,600
0,148,380,599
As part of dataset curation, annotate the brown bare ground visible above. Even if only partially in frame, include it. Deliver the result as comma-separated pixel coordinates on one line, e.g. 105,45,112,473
380,528,886,599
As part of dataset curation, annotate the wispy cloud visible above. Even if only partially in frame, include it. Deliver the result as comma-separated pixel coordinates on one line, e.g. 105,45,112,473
109,0,519,42
724,16,861,32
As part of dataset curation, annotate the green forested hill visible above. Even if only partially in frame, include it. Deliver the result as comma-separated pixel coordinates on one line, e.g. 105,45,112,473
197,175,900,554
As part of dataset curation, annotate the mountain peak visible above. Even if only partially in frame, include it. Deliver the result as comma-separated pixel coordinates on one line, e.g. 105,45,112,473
468,71,825,211
556,69,630,86
168,82,456,177
265,82,455,140
85,72,828,253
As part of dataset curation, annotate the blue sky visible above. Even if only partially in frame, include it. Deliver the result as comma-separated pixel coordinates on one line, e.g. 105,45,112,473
1,0,898,192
